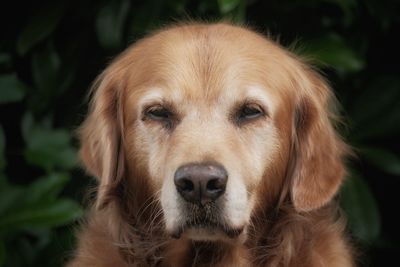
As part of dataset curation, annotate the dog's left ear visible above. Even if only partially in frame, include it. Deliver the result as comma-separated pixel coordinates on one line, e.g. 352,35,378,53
290,69,348,212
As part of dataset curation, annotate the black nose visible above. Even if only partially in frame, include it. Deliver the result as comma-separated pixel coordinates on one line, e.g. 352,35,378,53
174,162,228,205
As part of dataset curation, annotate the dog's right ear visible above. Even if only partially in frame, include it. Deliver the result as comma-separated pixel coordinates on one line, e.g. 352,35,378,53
79,64,126,209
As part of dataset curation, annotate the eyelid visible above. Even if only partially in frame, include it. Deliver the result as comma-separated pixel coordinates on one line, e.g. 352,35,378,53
142,101,170,114
230,100,269,126
240,100,269,116
141,101,179,123
243,102,264,112
144,103,164,113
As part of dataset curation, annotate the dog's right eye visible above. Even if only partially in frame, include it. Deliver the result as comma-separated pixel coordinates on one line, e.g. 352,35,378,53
144,106,173,121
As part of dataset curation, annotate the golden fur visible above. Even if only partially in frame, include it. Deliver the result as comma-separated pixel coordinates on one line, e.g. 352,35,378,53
68,23,354,266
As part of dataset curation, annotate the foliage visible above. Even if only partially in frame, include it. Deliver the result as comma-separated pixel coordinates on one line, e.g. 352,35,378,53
0,0,399,266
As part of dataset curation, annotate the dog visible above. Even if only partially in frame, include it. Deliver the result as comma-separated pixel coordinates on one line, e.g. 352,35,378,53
68,23,355,266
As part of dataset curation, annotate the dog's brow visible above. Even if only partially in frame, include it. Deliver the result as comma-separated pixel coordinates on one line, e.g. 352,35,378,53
139,89,165,105
139,87,185,106
227,85,275,114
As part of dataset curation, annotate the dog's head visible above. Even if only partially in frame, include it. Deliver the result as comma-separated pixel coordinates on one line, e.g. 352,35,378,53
79,23,347,242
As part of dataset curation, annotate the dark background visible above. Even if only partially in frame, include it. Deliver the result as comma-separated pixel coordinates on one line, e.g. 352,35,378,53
1,0,399,266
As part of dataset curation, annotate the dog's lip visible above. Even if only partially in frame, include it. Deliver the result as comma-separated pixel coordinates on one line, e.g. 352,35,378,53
169,224,244,239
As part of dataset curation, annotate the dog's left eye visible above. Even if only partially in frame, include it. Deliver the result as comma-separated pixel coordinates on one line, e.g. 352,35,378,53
145,106,173,121
237,104,264,121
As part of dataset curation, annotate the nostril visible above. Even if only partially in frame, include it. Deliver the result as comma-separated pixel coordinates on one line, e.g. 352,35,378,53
180,178,194,192
206,178,225,192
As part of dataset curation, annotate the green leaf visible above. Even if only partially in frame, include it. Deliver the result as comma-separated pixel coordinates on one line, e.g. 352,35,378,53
21,113,34,143
24,130,77,171
349,76,400,140
0,199,82,231
362,147,400,176
24,136,76,171
219,0,246,23
96,0,130,50
0,73,26,104
0,126,5,171
305,34,365,73
218,0,241,14
30,42,76,112
16,2,65,55
0,185,24,216
25,173,70,204
21,113,77,171
31,42,61,94
340,172,381,243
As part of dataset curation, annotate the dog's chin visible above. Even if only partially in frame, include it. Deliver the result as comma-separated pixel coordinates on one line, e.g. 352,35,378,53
170,224,244,241
186,227,226,241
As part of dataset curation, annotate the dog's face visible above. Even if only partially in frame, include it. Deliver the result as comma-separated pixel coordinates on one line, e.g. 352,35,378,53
80,24,346,242
133,77,281,240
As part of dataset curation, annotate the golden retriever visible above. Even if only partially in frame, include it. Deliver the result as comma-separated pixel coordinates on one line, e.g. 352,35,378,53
68,23,355,266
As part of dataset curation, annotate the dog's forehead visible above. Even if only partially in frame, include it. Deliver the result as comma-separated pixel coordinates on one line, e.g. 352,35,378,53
131,75,281,120
126,24,293,111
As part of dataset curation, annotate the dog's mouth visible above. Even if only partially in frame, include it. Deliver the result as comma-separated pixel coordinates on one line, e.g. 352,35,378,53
168,203,244,240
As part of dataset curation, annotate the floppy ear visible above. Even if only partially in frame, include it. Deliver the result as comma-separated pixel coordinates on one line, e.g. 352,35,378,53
79,66,126,209
290,70,348,212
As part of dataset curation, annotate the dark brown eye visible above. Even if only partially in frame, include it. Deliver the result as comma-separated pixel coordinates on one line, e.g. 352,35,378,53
237,104,264,121
145,106,173,121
